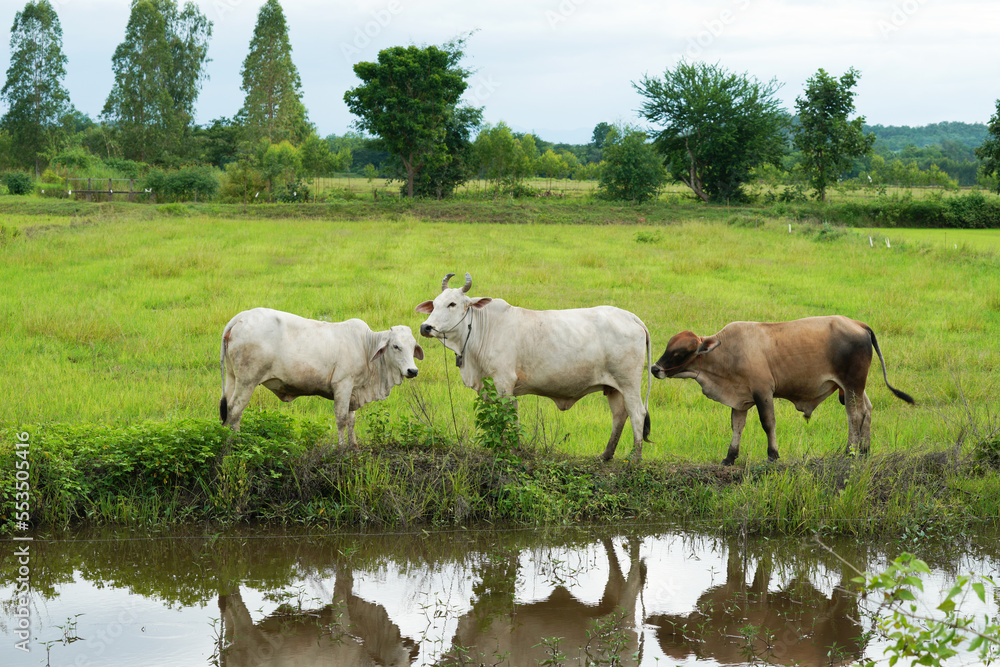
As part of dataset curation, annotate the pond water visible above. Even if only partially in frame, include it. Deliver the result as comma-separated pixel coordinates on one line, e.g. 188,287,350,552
2,523,998,666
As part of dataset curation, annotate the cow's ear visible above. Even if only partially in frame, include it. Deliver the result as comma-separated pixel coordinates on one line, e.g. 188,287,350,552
371,343,388,362
414,344,424,361
470,297,492,309
415,300,434,314
697,336,720,355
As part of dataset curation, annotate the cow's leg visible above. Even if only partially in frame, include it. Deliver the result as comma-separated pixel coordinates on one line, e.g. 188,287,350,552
223,380,256,431
845,389,872,456
332,383,354,448
860,391,873,455
346,410,358,447
221,362,238,423
601,389,627,461
753,393,780,462
723,408,748,465
623,388,647,461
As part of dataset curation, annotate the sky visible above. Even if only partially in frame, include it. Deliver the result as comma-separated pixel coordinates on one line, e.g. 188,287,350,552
1,0,999,145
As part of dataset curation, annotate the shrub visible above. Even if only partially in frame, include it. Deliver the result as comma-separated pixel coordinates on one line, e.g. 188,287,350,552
475,378,522,455
944,190,1000,228
596,125,666,203
35,182,64,198
102,157,147,179
1,171,33,195
273,178,310,203
144,166,219,202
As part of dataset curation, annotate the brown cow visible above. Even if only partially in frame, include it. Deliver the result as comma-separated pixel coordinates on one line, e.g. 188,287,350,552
651,316,914,465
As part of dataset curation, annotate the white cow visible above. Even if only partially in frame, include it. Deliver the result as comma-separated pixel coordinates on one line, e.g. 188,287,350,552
415,273,652,461
219,308,423,446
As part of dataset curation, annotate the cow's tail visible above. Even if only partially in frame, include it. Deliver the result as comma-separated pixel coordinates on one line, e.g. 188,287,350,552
219,319,236,423
643,325,652,443
866,325,916,405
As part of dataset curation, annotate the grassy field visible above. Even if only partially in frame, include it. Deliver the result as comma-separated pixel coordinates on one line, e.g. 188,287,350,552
2,201,999,469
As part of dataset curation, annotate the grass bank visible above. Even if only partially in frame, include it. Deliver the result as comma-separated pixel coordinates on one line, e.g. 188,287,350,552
2,199,999,535
3,411,999,536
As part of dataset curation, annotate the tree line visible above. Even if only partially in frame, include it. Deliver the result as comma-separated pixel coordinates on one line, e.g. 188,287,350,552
1,0,999,203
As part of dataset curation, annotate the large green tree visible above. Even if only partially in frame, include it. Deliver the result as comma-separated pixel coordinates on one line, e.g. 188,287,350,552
408,104,481,199
0,0,70,176
102,0,211,163
345,38,477,198
236,0,310,145
793,67,875,201
976,98,1000,194
635,60,789,203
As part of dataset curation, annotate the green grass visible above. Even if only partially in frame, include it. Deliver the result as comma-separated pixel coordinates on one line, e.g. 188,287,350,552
2,201,998,468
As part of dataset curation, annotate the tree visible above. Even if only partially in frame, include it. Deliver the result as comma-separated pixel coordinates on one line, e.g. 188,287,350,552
635,60,789,203
102,0,211,163
536,148,567,190
596,124,666,203
409,104,481,199
592,121,613,149
344,37,478,198
793,67,875,201
1,0,71,176
473,122,535,197
236,0,310,145
975,98,1000,194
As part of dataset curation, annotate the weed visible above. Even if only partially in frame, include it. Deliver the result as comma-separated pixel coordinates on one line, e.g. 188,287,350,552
475,378,522,457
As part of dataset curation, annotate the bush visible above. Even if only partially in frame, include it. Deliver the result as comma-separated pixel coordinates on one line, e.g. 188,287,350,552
102,157,147,179
1,171,33,195
475,378,522,455
273,178,310,203
596,125,666,203
218,160,268,204
35,182,64,198
144,166,219,202
832,192,1000,228
944,190,1000,228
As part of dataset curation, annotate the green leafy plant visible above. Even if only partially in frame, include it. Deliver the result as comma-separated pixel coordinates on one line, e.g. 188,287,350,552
474,377,521,455
2,171,33,195
854,552,1000,666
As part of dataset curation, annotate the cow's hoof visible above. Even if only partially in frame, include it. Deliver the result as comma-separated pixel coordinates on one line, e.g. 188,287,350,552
721,457,735,466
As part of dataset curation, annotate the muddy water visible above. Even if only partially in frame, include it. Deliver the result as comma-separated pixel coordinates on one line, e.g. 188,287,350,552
2,524,997,666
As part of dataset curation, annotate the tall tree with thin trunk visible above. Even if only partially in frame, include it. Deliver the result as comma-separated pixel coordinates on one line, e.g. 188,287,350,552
236,0,310,145
1,0,70,176
102,0,211,163
345,38,475,198
794,67,875,201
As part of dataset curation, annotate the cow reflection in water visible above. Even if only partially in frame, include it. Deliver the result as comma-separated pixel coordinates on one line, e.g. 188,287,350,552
648,546,864,666
218,567,418,666
444,538,646,666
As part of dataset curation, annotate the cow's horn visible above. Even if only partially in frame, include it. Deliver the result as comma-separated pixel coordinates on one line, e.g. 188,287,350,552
461,273,472,293
441,273,456,291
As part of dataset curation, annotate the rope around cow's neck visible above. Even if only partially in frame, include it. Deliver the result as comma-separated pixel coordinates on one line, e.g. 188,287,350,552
439,306,474,368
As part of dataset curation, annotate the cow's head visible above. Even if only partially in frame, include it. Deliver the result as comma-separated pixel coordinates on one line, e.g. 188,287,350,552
651,331,719,379
372,325,423,378
414,272,492,340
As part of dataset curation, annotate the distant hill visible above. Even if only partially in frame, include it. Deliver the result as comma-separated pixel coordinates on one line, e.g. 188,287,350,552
863,121,988,151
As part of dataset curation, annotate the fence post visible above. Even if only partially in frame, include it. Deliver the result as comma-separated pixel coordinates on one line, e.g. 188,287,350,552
87,178,92,202
108,178,113,201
